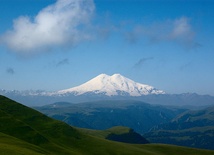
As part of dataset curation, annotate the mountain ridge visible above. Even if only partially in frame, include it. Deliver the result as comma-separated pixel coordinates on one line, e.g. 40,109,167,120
1,73,214,107
144,105,214,150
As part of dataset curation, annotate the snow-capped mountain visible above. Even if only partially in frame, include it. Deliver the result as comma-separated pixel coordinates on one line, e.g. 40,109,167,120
2,74,214,107
57,73,165,96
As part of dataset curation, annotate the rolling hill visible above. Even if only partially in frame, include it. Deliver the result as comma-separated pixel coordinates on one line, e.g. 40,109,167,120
79,126,149,144
1,95,214,154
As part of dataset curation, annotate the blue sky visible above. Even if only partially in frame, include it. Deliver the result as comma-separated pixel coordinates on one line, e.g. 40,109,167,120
0,0,214,95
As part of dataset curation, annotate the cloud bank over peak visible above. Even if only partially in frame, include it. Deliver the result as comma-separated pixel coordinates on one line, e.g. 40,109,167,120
1,0,95,54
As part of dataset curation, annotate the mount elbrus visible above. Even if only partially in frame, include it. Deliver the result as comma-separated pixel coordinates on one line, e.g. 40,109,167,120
57,74,165,96
1,74,214,106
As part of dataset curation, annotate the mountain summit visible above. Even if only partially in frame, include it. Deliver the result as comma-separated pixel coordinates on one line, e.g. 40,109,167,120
58,74,165,96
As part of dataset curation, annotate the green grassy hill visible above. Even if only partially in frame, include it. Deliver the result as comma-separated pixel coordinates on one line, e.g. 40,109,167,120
0,132,47,155
79,126,149,144
1,95,214,155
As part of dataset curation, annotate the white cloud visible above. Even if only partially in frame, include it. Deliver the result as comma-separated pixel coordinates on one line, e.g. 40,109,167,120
125,17,200,49
1,0,95,54
170,17,194,42
171,17,192,38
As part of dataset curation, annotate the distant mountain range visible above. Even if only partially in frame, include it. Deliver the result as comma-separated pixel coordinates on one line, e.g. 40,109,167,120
0,73,165,97
144,106,214,150
1,73,214,107
35,100,187,134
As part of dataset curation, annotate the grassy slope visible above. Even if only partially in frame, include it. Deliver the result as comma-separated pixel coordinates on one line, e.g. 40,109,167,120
78,126,132,139
0,132,47,155
135,144,214,155
1,95,214,155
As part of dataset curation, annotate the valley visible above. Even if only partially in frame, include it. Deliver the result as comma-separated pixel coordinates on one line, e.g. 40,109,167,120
35,100,187,134
1,95,214,154
35,100,214,150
